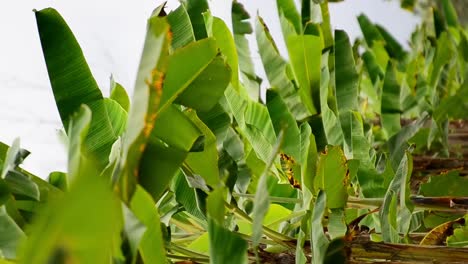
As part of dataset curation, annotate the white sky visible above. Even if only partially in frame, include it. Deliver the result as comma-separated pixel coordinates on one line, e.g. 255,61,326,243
0,0,419,177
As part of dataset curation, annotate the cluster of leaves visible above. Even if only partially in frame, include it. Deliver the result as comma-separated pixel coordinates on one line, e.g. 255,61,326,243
0,0,467,263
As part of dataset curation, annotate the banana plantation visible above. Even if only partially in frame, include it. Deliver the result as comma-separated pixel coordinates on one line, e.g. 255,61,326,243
0,0,467,263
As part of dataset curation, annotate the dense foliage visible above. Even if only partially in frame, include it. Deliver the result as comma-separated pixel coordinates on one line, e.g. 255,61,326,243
0,0,467,263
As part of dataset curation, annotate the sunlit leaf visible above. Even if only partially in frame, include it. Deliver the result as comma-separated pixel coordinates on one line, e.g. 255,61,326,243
381,61,401,138
287,35,322,115
256,16,311,120
314,145,348,209
441,0,459,28
174,55,231,112
129,186,167,263
110,77,130,112
446,217,468,247
139,139,187,202
206,188,225,226
66,105,92,181
204,12,239,91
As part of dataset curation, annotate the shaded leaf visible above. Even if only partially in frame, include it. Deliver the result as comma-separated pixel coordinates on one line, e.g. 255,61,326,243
185,110,221,188
252,131,284,248
276,0,301,36
319,52,344,146
121,11,171,201
47,172,67,192
335,30,359,112
419,171,468,197
381,61,401,138
266,90,301,162
19,164,122,264
380,152,413,243
139,139,187,202
357,14,384,47
167,4,195,49
129,186,167,263
311,190,329,264
184,0,209,40
0,206,25,259
208,218,248,264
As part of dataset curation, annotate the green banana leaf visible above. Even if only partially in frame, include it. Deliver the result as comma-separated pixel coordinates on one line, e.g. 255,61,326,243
167,4,195,49
252,131,283,248
311,190,329,264
256,16,311,120
380,152,413,243
319,52,344,146
129,186,167,263
0,206,25,259
35,8,128,168
232,1,261,100
161,38,230,113
314,145,349,209
110,77,130,112
183,0,209,40
120,8,171,202
335,30,359,112
266,90,301,162
276,0,301,36
442,0,460,28
357,14,385,47
381,61,401,138
208,218,248,264
19,106,122,264
287,35,322,114
184,110,221,188
204,12,240,91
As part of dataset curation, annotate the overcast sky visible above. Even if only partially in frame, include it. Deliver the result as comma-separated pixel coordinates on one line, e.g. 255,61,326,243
0,0,419,177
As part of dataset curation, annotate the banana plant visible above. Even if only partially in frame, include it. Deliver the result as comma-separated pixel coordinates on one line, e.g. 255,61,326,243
0,0,467,263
